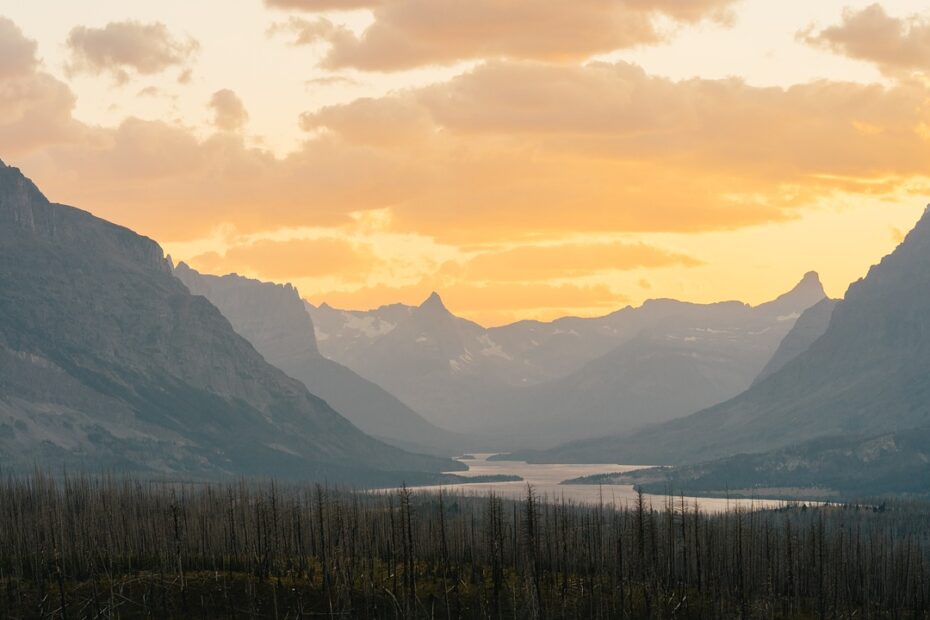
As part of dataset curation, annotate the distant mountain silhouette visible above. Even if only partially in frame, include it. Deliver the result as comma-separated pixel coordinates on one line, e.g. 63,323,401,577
0,161,456,482
524,206,930,466
310,275,825,447
309,293,519,436
490,274,828,446
174,264,469,456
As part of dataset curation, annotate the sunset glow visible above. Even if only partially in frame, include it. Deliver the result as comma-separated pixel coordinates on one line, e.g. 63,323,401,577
3,0,929,324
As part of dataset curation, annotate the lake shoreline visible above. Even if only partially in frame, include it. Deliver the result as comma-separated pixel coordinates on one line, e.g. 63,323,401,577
397,453,790,513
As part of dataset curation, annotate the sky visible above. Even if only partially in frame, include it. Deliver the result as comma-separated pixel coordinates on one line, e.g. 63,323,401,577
2,0,930,326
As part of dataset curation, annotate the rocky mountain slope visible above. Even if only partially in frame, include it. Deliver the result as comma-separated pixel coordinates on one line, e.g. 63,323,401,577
0,160,457,483
752,298,837,385
174,264,468,455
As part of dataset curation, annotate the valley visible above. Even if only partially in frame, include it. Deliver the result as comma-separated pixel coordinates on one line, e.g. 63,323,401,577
4,1,930,613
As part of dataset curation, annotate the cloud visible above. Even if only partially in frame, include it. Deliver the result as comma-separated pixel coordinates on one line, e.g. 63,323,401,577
801,4,930,76
305,75,360,88
265,0,381,10
189,237,379,281
461,242,700,281
0,19,82,157
209,89,249,132
17,58,930,247
300,94,433,145
341,60,929,240
0,17,37,79
271,0,738,71
6,15,930,255
66,20,199,84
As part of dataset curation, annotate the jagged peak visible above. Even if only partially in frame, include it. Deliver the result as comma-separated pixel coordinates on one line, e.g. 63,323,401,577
793,271,824,293
175,261,301,299
419,291,448,312
756,270,826,313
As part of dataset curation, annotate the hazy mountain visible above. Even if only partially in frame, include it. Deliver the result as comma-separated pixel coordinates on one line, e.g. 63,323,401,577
309,274,825,444
753,298,837,385
525,206,930,466
309,293,524,434
174,264,468,456
309,300,416,365
0,160,458,482
487,274,827,448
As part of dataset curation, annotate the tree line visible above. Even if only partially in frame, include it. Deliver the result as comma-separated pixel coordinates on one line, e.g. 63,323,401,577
1,471,928,618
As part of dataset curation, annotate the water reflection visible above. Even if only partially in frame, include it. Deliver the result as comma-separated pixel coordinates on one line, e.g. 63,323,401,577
402,453,788,513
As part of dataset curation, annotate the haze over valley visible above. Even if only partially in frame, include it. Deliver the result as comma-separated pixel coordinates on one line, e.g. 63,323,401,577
4,155,930,501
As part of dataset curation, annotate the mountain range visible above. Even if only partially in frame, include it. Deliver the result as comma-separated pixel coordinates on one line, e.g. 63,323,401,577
308,272,826,447
8,150,929,499
530,206,930,498
0,160,458,483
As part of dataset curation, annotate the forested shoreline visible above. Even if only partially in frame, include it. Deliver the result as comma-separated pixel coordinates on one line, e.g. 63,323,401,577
1,473,928,618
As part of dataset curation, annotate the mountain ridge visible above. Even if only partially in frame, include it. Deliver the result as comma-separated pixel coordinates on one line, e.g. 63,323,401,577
0,160,457,482
308,271,825,444
515,205,930,465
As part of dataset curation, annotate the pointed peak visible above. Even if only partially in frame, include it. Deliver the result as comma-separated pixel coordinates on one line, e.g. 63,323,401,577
422,291,444,306
795,271,824,292
418,291,450,313
757,270,826,313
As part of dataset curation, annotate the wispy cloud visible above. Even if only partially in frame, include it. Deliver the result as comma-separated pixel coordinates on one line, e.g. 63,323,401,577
66,20,199,84
801,4,930,77
269,0,738,71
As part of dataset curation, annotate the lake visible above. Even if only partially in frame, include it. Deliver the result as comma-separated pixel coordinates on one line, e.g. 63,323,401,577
399,453,789,513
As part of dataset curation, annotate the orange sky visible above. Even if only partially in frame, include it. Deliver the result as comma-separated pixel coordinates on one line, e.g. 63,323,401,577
2,1,930,325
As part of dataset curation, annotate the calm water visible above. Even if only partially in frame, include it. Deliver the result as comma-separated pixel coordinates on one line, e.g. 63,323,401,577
399,453,787,513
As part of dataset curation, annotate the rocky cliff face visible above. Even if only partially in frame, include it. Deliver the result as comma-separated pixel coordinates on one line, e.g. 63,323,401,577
0,161,455,482
175,265,320,364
